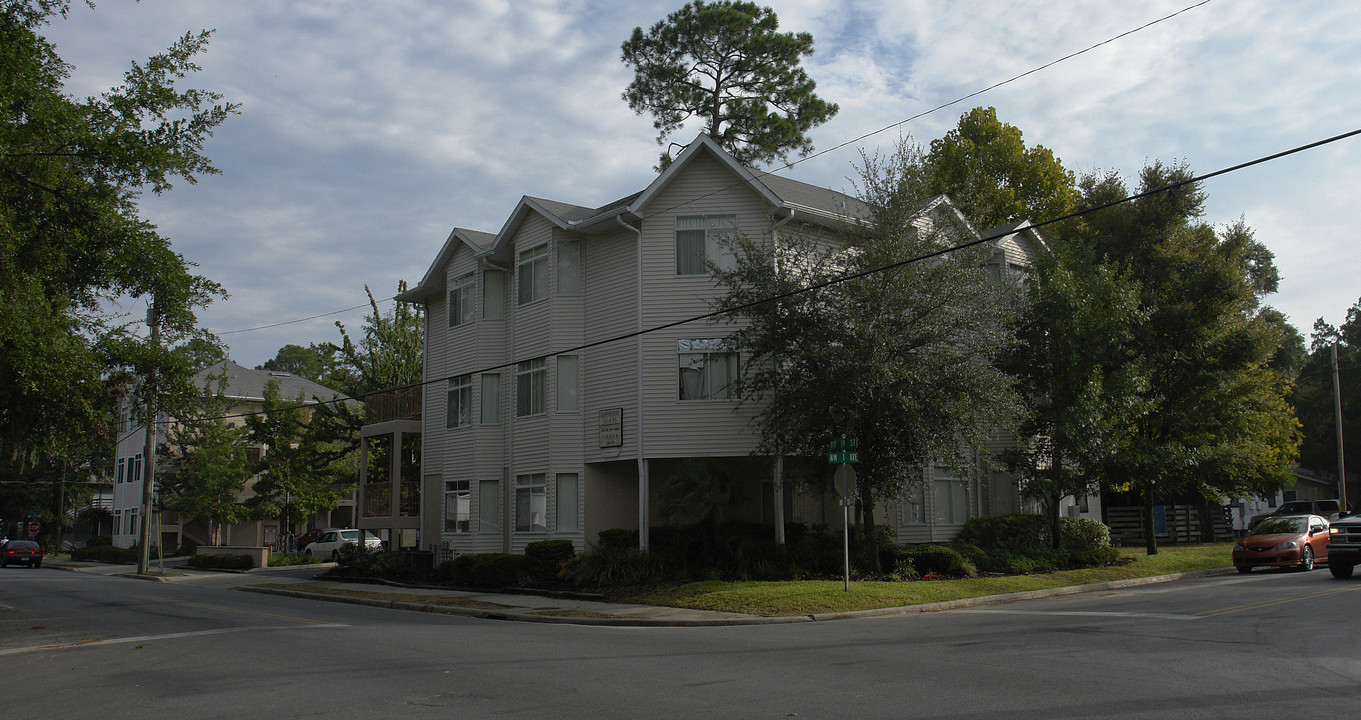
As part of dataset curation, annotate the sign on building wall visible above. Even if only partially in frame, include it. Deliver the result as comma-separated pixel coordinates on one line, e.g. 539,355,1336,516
598,408,623,448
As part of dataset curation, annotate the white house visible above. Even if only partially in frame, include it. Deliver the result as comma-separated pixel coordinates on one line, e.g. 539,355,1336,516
396,134,1067,558
112,361,349,550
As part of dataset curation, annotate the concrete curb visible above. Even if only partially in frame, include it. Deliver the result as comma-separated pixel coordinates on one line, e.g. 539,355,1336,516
240,566,1239,627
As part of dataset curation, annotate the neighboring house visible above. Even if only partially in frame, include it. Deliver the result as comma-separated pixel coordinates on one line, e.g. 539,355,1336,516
111,361,349,550
396,133,1075,558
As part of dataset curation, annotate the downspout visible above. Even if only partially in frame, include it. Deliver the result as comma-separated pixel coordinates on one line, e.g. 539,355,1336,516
483,255,514,554
419,299,429,553
770,209,795,545
617,216,648,551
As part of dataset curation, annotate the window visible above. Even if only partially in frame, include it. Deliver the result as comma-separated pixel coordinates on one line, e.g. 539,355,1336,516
444,480,470,533
556,355,579,413
480,373,501,425
446,375,472,429
483,269,505,320
448,272,475,327
116,458,125,484
556,473,579,532
933,469,971,525
558,240,581,296
516,359,546,416
905,484,927,524
517,243,548,305
676,215,737,275
677,339,738,400
128,454,142,486
515,474,547,532
478,479,501,533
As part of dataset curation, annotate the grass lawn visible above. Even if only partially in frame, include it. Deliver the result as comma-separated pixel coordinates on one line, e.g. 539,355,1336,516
627,543,1234,617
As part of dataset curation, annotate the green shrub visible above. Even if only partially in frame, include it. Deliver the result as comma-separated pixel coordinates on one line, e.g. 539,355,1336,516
187,553,254,570
69,543,137,563
950,541,989,569
1060,516,1112,550
566,546,662,586
524,539,576,584
903,544,976,578
437,553,528,588
955,514,1048,553
1066,546,1120,568
596,528,639,550
268,551,322,567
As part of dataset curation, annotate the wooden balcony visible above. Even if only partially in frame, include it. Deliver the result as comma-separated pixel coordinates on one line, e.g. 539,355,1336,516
363,386,422,424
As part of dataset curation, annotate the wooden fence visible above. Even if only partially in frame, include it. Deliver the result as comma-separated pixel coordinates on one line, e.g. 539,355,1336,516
1107,505,1234,546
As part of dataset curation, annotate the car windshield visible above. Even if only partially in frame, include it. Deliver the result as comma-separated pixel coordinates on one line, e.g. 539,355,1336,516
8,541,38,549
1254,517,1306,535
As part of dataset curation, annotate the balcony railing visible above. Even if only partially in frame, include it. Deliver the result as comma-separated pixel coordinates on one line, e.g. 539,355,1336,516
399,481,420,517
363,482,391,517
363,386,422,424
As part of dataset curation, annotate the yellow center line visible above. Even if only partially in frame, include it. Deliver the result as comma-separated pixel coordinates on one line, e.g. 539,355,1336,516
1198,584,1360,618
134,594,334,625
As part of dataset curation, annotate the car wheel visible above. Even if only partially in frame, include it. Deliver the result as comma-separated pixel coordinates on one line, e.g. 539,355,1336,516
1331,562,1355,579
1300,545,1315,571
1236,566,1252,574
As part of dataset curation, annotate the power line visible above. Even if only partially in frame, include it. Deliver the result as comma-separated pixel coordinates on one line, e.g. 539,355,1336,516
216,300,387,336
204,0,1214,337
180,126,1361,426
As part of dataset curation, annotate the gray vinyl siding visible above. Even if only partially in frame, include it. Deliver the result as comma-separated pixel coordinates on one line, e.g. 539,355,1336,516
582,229,639,463
636,152,768,458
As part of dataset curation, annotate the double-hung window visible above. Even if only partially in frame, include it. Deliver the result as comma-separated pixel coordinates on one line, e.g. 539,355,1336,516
678,338,738,400
478,480,501,533
483,269,505,320
448,272,475,327
444,480,470,533
515,473,547,532
676,215,737,275
556,473,579,532
480,373,501,425
446,375,472,429
516,359,546,417
558,240,581,295
933,468,971,525
556,355,579,413
518,243,548,305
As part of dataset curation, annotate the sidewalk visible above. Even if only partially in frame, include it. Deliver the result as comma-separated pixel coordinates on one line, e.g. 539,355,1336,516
48,558,1237,627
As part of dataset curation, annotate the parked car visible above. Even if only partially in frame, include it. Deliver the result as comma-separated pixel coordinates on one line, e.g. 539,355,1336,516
293,528,325,553
1,540,44,568
1233,514,1330,573
1248,500,1342,529
302,529,383,560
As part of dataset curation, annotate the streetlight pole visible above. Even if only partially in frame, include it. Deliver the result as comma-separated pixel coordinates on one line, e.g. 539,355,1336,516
1334,343,1348,510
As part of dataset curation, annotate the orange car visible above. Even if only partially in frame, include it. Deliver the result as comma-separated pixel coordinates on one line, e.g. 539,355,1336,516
1233,514,1330,573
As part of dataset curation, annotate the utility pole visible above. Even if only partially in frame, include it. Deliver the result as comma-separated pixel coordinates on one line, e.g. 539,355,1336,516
1334,343,1348,510
137,301,159,574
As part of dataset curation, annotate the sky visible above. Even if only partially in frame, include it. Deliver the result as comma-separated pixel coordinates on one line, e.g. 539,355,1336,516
37,0,1361,369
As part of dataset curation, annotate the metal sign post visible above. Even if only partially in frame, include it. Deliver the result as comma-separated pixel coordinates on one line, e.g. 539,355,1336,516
828,436,859,592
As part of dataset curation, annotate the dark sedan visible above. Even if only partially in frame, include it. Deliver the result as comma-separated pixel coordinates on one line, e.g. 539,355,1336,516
1,540,43,568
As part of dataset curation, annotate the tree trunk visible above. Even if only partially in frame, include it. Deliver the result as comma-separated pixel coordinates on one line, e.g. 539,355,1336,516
863,491,881,574
1143,487,1159,556
1049,489,1062,551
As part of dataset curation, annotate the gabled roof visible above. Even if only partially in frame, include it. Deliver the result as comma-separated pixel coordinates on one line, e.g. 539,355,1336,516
194,361,343,404
399,133,868,303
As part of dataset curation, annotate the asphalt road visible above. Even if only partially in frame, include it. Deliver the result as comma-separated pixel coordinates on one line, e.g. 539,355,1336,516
3,565,1359,719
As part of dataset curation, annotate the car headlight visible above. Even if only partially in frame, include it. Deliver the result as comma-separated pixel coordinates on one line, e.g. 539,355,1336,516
1234,542,1246,551
1331,526,1341,534
1274,541,1298,550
